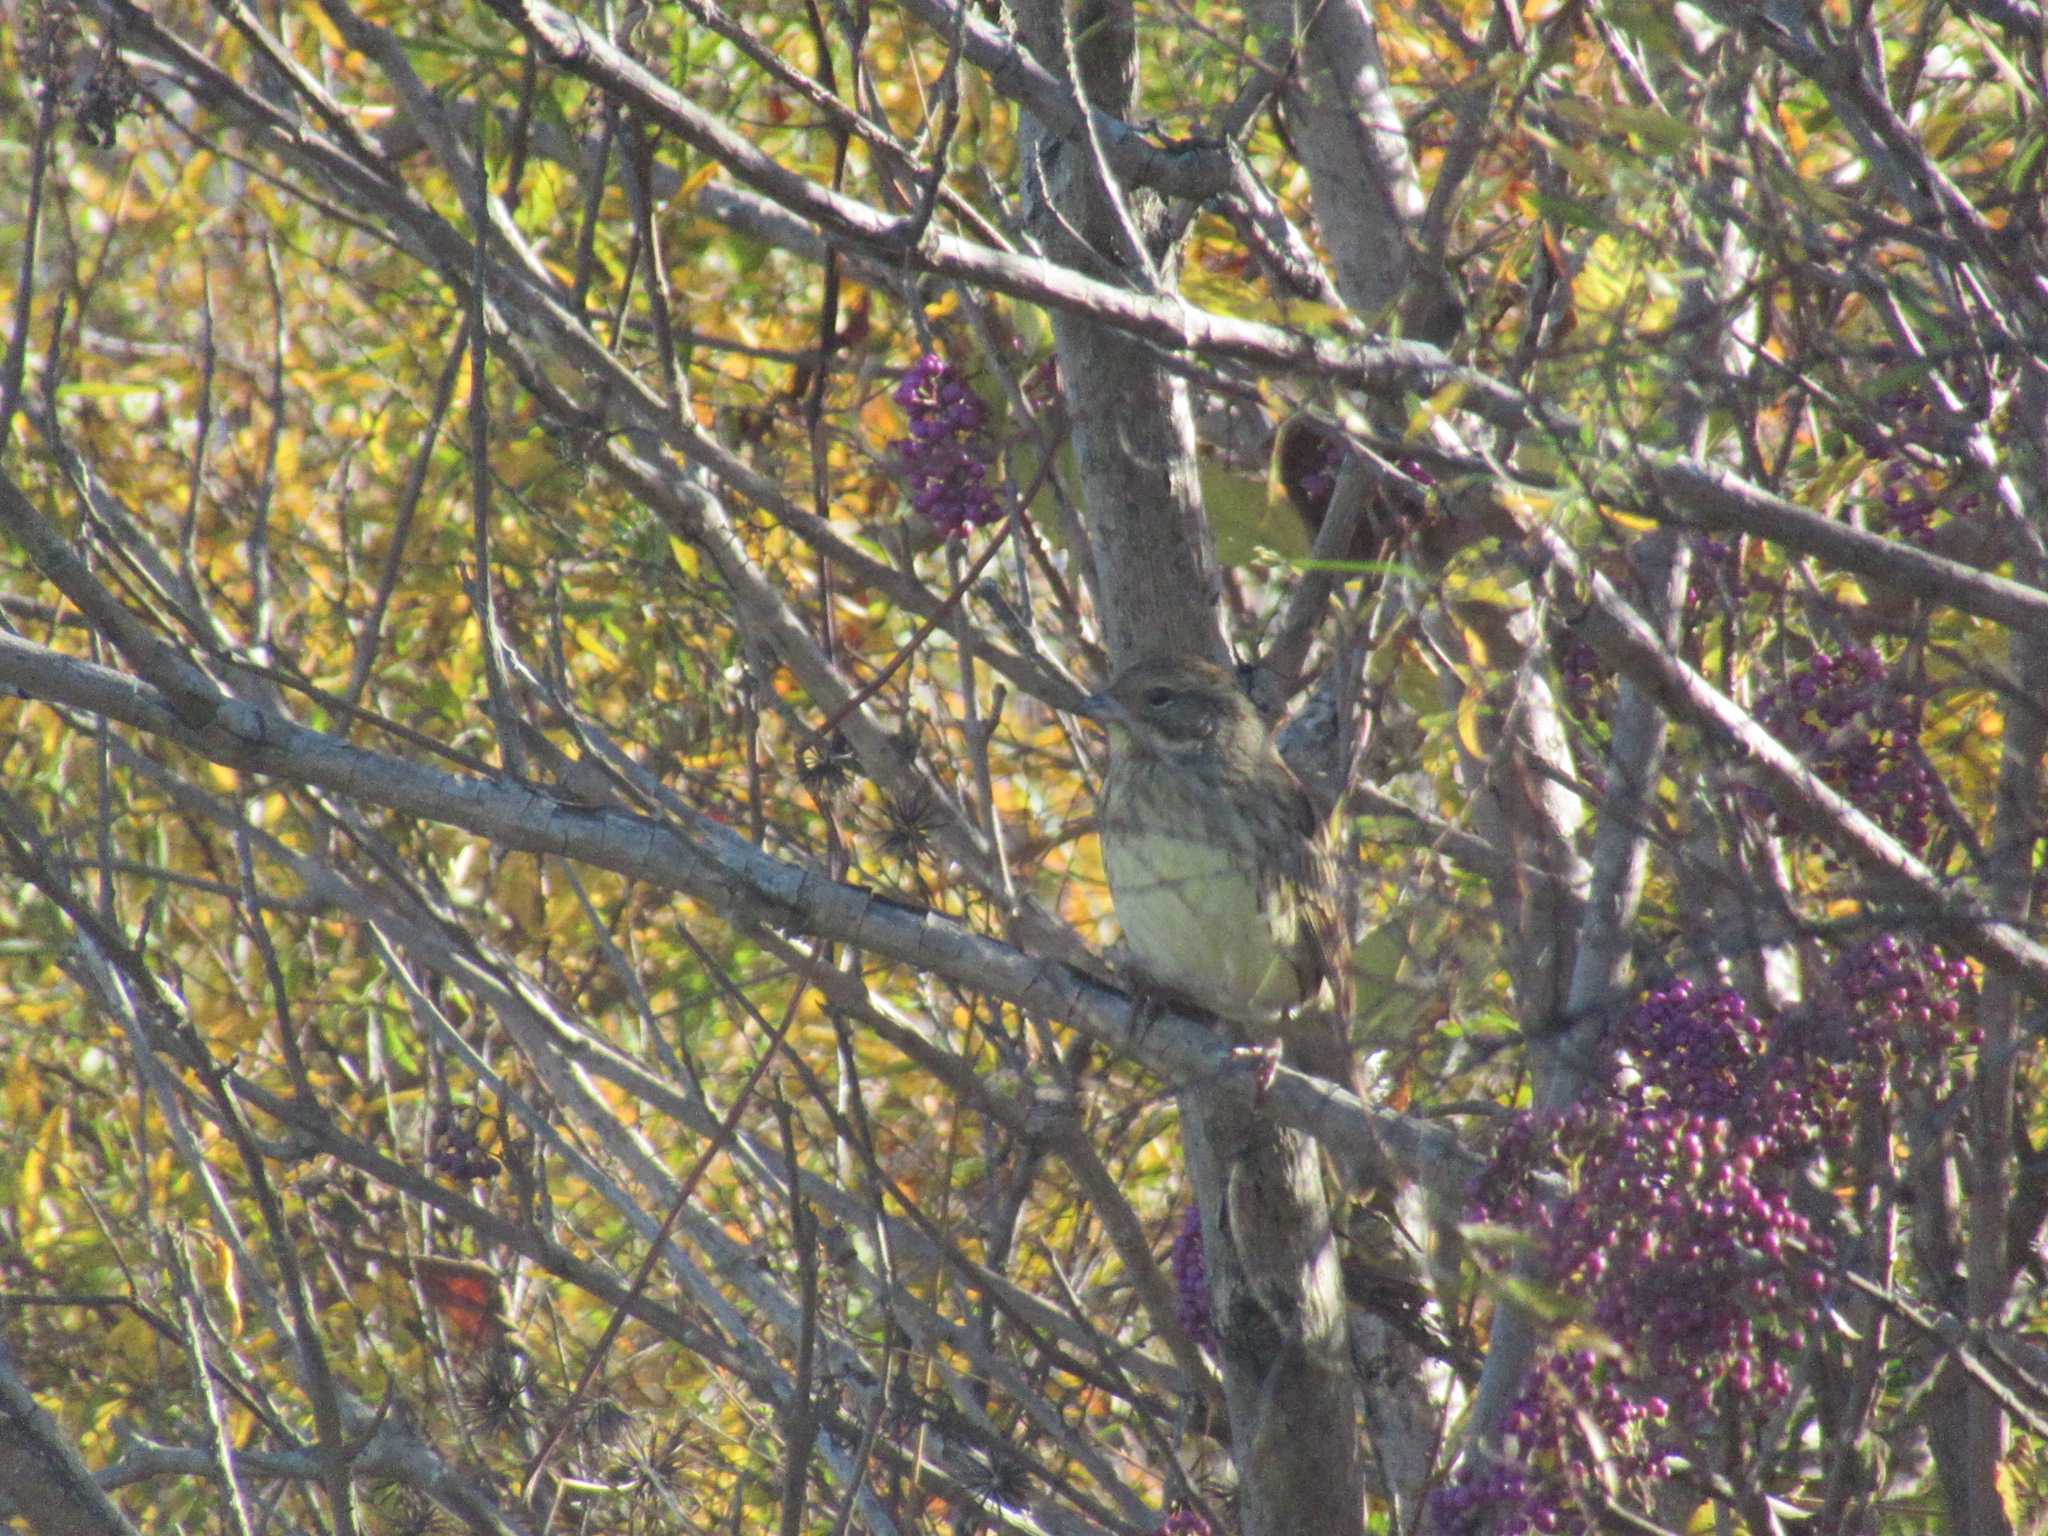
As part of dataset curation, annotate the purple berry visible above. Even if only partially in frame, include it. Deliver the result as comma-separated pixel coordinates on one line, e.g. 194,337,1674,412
889,353,1001,536
1170,1204,1218,1354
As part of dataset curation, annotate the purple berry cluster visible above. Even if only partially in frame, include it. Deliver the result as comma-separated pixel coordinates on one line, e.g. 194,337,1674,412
431,1106,501,1183
1559,634,1609,727
1751,645,1937,854
891,353,1001,536
1871,458,1981,547
1849,362,1988,547
1828,934,1976,1097
1430,1342,1678,1534
1170,1204,1218,1353
1437,979,1844,1532
1564,535,1739,729
1867,367,1988,452
1296,435,1346,514
1428,1454,1538,1533
1685,535,1744,612
1874,460,1937,545
1285,422,1434,532
1438,942,1977,1533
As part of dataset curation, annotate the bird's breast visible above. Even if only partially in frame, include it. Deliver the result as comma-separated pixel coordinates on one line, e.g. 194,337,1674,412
1101,827,1308,1025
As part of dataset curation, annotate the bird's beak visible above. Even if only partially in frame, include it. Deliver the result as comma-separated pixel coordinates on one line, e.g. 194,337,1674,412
1070,691,1126,726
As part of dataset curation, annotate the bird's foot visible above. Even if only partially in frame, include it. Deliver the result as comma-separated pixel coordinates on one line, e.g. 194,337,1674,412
1128,986,1169,1047
1107,951,1202,1049
1230,1040,1286,1103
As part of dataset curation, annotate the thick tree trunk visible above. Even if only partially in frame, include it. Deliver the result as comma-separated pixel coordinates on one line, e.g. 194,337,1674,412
1007,5,1366,1532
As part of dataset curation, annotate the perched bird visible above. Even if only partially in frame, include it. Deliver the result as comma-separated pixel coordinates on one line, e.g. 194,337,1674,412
1083,657,1450,1433
1077,654,1354,1082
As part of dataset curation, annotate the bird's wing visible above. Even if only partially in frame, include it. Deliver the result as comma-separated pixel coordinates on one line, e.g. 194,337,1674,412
1282,768,1354,1022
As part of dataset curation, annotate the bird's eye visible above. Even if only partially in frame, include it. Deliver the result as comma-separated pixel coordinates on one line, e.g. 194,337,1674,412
1144,686,1174,709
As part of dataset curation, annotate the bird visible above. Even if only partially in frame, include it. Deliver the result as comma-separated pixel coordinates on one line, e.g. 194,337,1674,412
1082,658,1453,1419
1076,653,1355,1084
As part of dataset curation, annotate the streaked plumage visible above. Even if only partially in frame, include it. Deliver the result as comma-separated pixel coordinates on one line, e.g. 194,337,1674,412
1081,655,1353,1049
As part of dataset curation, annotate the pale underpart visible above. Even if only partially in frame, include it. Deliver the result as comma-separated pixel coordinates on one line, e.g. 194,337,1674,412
1102,827,1312,1028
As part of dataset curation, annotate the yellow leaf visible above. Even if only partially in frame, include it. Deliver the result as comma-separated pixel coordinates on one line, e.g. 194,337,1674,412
16,1107,68,1232
677,161,720,201
303,6,345,49
1447,572,1525,610
1778,105,1808,153
3,1051,41,1120
108,1311,160,1372
1406,380,1469,441
1499,486,1558,518
15,1140,44,1228
1456,686,1486,756
1598,504,1658,531
572,622,620,670
212,1235,245,1338
669,536,701,581
219,1002,264,1050
1270,301,1353,331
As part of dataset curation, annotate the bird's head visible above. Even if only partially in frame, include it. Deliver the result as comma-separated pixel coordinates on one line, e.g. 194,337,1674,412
1077,655,1266,767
